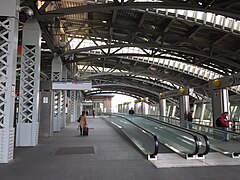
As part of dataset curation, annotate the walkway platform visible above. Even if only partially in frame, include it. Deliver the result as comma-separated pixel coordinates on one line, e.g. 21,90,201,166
0,117,240,180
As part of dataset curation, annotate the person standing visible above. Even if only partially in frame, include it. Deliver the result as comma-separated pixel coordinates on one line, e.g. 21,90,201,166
187,110,194,129
78,111,87,136
129,108,135,115
219,112,230,141
232,115,238,132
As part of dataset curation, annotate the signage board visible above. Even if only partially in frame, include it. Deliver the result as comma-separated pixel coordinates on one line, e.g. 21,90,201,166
52,81,92,90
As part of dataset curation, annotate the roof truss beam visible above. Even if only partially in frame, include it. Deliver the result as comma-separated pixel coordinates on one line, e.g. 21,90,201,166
39,2,240,21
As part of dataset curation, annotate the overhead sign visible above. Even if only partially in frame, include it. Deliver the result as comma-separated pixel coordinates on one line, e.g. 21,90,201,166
52,81,92,90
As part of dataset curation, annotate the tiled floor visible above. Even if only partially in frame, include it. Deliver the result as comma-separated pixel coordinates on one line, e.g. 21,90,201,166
1,117,240,180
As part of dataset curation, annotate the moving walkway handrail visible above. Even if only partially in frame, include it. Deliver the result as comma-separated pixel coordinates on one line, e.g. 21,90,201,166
110,114,159,158
192,119,240,136
158,115,240,137
119,114,201,157
143,115,210,156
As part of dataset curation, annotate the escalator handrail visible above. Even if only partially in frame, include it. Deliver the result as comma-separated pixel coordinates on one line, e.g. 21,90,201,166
110,114,159,158
143,115,210,156
119,114,200,157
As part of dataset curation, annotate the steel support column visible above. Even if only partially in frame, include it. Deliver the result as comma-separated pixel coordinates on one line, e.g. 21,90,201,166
122,104,125,113
141,102,145,115
76,91,81,118
156,105,160,115
76,91,80,121
51,54,63,131
179,95,190,127
16,18,41,147
134,103,137,114
199,103,206,124
70,91,77,122
212,89,230,127
126,103,130,113
172,105,177,117
159,99,166,117
61,65,68,128
0,0,19,163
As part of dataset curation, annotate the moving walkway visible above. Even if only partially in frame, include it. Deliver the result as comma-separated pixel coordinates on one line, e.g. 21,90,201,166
147,115,240,158
102,114,210,160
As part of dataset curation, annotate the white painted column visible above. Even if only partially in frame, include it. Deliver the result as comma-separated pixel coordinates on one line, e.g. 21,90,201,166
61,65,68,128
179,95,190,127
0,0,19,163
159,99,166,116
51,54,63,132
16,18,41,147
70,91,77,122
141,102,146,115
212,89,230,127
76,91,81,118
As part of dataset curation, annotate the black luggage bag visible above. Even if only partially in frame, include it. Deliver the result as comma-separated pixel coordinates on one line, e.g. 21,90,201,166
83,127,89,136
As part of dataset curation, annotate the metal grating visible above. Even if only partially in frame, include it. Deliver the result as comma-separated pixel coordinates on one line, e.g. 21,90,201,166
55,146,95,155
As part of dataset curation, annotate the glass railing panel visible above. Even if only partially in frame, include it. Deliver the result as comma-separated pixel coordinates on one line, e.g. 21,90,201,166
104,116,157,156
193,124,240,157
123,115,198,156
150,115,180,126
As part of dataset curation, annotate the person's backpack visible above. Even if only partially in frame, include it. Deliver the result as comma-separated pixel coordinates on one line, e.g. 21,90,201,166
216,117,221,127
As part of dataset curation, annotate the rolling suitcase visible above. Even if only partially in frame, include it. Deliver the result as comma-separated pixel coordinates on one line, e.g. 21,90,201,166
83,127,89,136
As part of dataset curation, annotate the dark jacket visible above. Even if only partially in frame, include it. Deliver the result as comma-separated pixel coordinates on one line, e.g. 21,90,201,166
129,109,135,115
187,112,193,122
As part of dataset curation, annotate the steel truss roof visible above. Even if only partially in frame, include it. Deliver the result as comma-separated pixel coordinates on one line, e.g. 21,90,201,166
20,0,240,103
